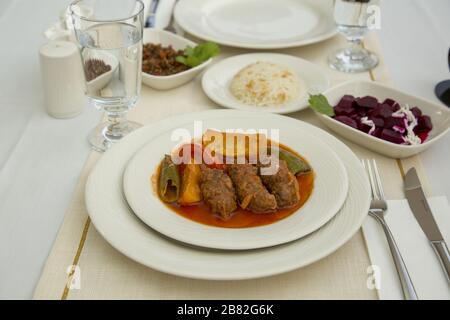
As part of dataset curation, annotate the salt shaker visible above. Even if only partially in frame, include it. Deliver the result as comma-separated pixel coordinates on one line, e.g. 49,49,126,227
39,41,86,118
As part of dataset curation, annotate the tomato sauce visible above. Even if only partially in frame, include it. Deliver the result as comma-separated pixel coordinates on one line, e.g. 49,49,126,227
156,143,314,229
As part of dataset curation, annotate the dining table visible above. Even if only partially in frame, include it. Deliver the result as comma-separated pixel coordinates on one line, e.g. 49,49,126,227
1,0,450,300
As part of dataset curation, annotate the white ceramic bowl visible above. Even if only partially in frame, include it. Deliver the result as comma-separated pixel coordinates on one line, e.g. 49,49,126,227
86,51,118,93
141,29,213,90
316,80,450,158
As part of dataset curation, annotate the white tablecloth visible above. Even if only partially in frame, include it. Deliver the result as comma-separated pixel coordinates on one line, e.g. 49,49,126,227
0,0,449,299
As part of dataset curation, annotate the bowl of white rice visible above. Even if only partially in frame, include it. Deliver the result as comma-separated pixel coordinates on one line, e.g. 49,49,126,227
202,53,330,114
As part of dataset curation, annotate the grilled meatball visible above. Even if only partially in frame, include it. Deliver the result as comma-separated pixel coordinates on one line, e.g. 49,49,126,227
200,165,237,220
227,164,277,213
260,160,300,209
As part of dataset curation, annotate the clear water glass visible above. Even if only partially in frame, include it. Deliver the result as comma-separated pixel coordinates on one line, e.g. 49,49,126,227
71,0,144,152
329,0,379,73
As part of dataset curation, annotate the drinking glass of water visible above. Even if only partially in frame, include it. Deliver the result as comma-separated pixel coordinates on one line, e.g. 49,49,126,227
71,0,144,151
329,0,379,73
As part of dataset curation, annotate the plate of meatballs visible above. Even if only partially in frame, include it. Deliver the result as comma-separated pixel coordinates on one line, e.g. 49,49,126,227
123,123,349,250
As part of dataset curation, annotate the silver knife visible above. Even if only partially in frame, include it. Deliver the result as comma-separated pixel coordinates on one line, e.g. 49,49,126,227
404,168,450,284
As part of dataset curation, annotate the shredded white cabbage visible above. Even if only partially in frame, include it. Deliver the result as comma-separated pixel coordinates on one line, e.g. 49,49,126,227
392,103,421,145
360,116,376,135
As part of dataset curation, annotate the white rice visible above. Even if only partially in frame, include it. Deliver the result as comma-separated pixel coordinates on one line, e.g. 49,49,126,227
230,61,302,107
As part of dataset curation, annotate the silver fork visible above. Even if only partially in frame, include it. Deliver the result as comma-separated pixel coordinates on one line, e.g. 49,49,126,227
362,159,418,300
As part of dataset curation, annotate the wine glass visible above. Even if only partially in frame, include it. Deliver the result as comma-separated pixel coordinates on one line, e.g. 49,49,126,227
329,0,379,73
435,48,450,108
71,0,144,152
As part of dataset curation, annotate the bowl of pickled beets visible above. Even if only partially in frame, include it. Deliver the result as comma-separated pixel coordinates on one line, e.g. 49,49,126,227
313,80,450,158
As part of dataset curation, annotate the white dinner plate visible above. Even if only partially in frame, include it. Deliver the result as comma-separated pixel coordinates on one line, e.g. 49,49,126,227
123,117,348,250
85,110,370,280
174,0,337,49
202,53,330,114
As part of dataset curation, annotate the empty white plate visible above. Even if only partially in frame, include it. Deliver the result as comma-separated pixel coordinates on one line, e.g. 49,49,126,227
202,53,330,114
123,115,348,250
85,110,370,280
174,0,337,49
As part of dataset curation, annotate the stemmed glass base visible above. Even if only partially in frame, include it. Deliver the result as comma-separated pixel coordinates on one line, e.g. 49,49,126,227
435,80,450,108
88,113,141,152
329,46,379,73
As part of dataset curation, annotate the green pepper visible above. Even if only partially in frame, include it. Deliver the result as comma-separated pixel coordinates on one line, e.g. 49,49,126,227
158,155,180,203
275,148,312,176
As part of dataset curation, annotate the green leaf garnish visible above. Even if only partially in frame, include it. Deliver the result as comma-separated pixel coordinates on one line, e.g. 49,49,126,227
176,42,220,68
277,148,311,176
175,56,187,65
308,94,335,117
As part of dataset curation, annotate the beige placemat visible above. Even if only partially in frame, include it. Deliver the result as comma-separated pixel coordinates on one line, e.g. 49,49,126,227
33,32,431,300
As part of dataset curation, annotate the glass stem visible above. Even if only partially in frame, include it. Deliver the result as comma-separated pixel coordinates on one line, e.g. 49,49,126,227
350,38,363,49
104,111,128,141
345,37,366,60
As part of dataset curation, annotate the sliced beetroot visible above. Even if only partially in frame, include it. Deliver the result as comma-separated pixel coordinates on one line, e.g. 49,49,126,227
384,116,404,129
334,104,356,116
335,115,358,129
417,132,429,143
350,114,362,126
334,96,357,115
382,98,400,111
411,106,422,119
372,104,394,119
356,96,378,109
336,95,356,109
417,115,433,132
381,129,404,144
357,108,368,117
359,122,372,133
370,116,385,128
382,98,397,106
372,127,383,138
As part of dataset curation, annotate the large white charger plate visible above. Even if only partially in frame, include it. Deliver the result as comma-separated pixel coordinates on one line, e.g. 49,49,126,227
123,118,348,250
85,110,370,280
174,0,337,49
202,53,330,114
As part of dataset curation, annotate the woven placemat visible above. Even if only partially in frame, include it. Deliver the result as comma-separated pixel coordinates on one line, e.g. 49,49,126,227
33,32,431,299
